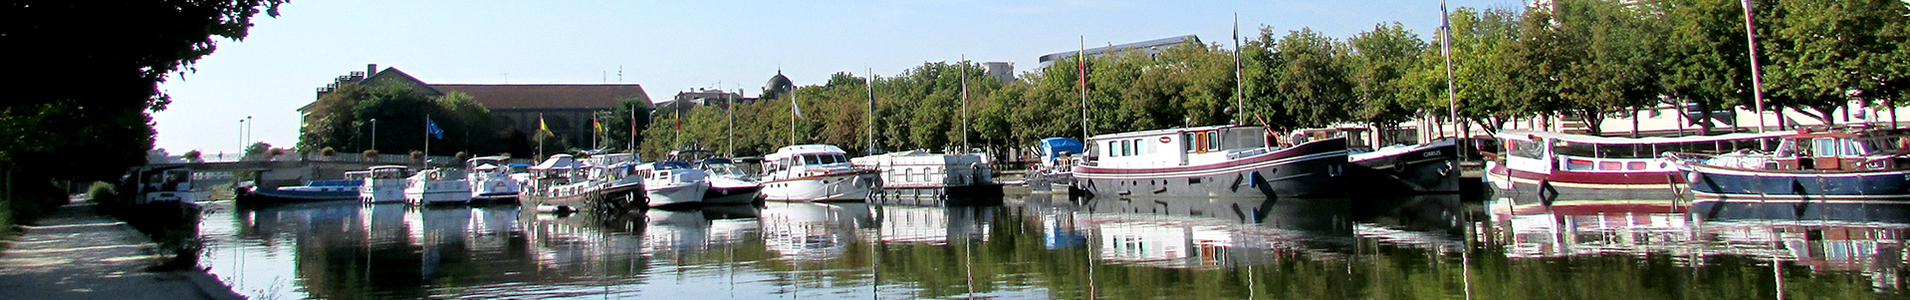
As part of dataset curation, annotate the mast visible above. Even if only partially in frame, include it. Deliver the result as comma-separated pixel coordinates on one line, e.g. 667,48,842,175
1442,0,1457,138
1741,0,1768,134
728,88,736,156
867,68,877,155
961,55,970,152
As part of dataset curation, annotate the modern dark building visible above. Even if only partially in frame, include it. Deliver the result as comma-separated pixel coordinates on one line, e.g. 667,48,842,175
1036,35,1201,69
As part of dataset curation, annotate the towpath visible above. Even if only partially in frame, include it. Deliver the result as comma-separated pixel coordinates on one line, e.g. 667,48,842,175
0,200,240,300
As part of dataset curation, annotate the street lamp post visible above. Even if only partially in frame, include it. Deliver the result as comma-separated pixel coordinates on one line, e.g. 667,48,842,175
370,118,378,153
245,116,253,147
238,118,246,154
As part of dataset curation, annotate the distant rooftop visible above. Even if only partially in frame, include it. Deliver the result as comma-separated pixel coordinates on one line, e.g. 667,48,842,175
1037,35,1201,68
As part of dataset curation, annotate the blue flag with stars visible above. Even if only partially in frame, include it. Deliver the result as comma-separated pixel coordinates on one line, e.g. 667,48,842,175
426,117,443,139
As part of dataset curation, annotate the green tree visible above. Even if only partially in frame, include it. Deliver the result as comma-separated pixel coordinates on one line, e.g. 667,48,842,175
1346,22,1429,142
1759,0,1910,125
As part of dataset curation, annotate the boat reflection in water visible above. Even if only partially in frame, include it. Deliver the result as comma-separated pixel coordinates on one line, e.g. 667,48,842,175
1490,192,1910,291
196,188,1910,299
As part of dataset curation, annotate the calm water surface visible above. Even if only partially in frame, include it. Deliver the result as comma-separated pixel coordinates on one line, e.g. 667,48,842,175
193,191,1910,299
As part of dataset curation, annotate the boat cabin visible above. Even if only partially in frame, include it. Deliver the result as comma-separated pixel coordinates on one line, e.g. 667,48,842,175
1087,125,1269,168
1495,131,1785,174
764,145,854,175
1767,129,1909,171
367,165,412,180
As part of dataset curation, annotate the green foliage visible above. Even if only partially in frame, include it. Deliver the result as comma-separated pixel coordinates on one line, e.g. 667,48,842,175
297,84,500,156
243,141,272,161
181,150,203,163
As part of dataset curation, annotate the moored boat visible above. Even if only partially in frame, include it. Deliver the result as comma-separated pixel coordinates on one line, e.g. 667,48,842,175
1670,128,1910,202
465,156,522,203
1486,130,1785,200
1023,137,1084,195
852,149,999,197
240,179,361,203
522,154,627,213
405,168,472,205
359,165,410,203
697,157,762,204
1348,139,1462,195
1072,125,1349,198
761,144,877,202
636,161,709,207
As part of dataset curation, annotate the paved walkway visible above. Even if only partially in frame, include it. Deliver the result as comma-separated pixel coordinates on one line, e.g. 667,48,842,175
0,200,240,300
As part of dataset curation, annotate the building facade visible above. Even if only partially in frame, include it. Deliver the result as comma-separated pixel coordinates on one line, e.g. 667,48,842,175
300,64,647,153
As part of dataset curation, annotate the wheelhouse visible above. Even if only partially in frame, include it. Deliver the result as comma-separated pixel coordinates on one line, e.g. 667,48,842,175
1087,125,1269,168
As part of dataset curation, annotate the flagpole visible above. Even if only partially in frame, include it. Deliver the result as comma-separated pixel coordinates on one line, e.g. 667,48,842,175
790,88,798,145
538,113,545,160
424,115,431,168
1234,13,1244,126
1080,35,1089,143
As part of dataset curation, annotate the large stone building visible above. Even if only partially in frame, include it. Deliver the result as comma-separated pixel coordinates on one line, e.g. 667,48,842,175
300,64,647,153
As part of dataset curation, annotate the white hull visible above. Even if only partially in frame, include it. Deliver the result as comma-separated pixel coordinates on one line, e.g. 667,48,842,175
360,179,408,203
762,174,872,202
646,182,709,207
406,180,473,205
468,178,521,201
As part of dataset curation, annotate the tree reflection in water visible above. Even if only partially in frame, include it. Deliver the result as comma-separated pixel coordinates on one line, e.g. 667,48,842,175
193,190,1909,299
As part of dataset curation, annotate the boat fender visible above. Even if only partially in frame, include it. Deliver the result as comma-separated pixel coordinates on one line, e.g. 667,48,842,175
1686,171,1702,184
1438,160,1455,177
1328,164,1343,177
1231,173,1244,192
1393,159,1408,173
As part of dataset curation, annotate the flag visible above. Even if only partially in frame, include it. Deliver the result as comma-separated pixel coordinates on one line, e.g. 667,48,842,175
792,98,804,119
426,117,443,139
539,116,555,137
1440,1,1452,57
594,117,604,133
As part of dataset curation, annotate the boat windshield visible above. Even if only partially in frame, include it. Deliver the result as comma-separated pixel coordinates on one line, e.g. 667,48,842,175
1860,135,1906,155
704,163,741,176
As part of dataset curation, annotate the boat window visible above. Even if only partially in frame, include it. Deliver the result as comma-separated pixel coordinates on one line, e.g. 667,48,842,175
804,155,820,165
1508,139,1545,159
1207,131,1221,150
1813,137,1839,158
1183,132,1195,152
1774,140,1797,157
1108,141,1118,156
1844,139,1863,156
1861,136,1904,155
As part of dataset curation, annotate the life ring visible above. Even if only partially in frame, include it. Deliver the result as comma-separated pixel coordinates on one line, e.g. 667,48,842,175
1159,136,1171,144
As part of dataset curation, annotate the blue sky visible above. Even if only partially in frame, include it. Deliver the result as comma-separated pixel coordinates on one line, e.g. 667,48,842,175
154,0,1524,154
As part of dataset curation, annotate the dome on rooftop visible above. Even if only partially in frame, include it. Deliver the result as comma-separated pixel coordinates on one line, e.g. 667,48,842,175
762,71,794,100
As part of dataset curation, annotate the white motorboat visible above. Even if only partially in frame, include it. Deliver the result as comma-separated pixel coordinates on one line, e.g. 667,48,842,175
761,144,877,202
636,161,709,207
405,168,472,205
698,157,762,204
465,156,522,202
359,165,410,203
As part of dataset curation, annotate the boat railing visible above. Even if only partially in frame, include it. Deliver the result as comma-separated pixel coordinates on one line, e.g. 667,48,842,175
1553,154,1677,173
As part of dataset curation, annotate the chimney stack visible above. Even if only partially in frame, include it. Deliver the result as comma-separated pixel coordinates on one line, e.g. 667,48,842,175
367,64,378,76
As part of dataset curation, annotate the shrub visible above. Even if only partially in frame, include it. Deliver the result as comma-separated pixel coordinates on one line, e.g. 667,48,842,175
319,147,337,157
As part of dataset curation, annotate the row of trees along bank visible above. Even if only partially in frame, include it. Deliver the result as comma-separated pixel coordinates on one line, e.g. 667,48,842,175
0,1,290,237
634,0,1910,159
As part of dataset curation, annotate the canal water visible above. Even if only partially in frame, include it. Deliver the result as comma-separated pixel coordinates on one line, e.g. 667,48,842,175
192,191,1909,299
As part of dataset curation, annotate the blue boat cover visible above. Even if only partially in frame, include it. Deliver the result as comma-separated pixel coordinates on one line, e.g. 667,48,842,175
1039,137,1085,162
